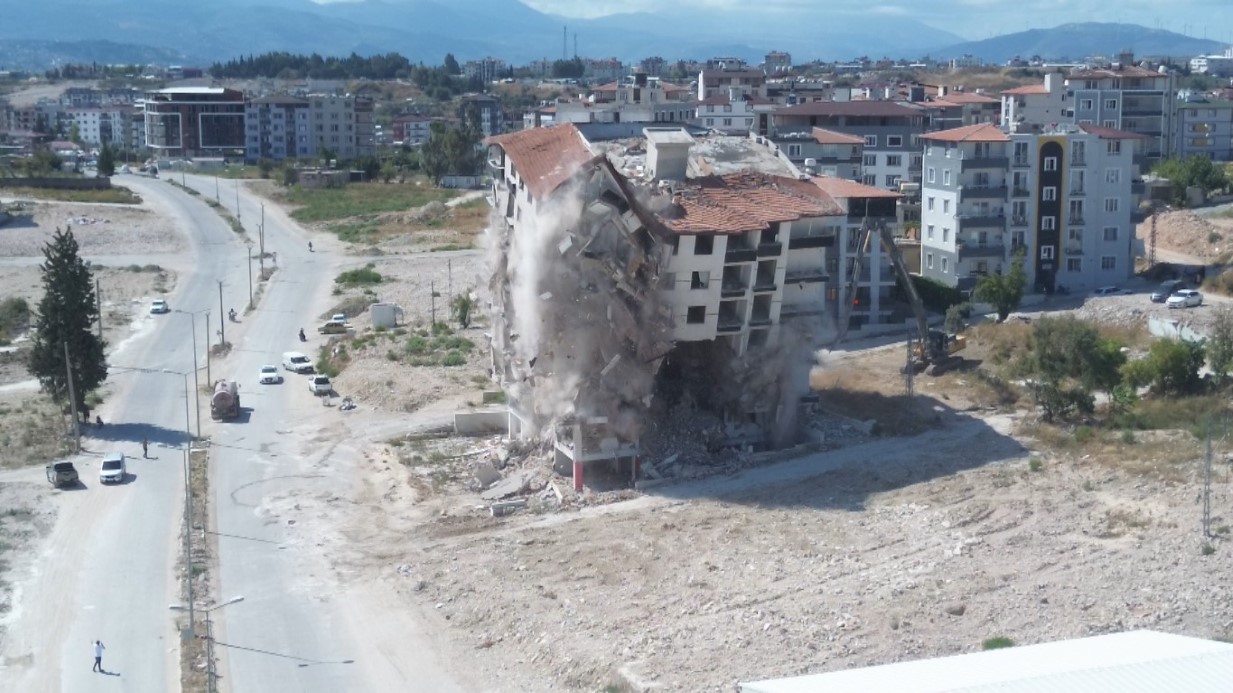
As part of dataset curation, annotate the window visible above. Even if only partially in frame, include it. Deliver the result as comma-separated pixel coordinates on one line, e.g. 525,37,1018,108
1080,98,1094,110
1104,99,1118,110
888,135,903,147
942,227,950,242
926,252,934,269
694,234,714,255
1066,258,1082,272
1044,156,1058,171
1103,226,1118,241
943,199,950,214
669,236,680,255
943,170,951,186
863,174,876,186
1104,198,1119,213
1068,228,1083,242
788,144,801,157
927,167,936,183
686,306,706,324
723,104,732,112
1043,186,1057,201
941,257,949,273
927,224,935,239
927,197,935,211
1101,256,1117,270
863,154,877,167
1042,216,1056,231
723,118,732,126
886,155,903,167
1107,140,1122,155
690,271,710,290
1040,245,1055,260
1105,168,1120,183
662,272,676,288
885,175,900,187
706,105,714,113
864,135,877,147
1102,120,1117,129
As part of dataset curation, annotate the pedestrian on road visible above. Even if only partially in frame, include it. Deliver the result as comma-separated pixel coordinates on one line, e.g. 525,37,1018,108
141,438,149,458
92,640,105,672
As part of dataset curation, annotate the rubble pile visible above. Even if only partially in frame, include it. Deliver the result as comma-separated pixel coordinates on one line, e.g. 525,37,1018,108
1136,210,1227,260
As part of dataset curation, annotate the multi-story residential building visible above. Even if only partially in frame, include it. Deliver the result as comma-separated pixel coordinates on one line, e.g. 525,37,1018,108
696,90,775,134
771,101,926,190
1066,63,1175,163
303,94,375,161
698,68,768,100
1174,99,1233,161
458,93,502,138
391,114,438,147
245,95,308,162
463,57,505,85
921,91,1001,131
63,108,102,145
764,51,792,74
1000,73,1067,129
583,58,625,83
918,122,1138,293
771,127,865,180
638,56,667,78
552,74,697,126
144,87,246,158
812,176,902,328
1190,49,1233,76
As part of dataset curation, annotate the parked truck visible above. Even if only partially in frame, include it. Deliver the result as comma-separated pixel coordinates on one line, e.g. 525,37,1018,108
210,379,241,420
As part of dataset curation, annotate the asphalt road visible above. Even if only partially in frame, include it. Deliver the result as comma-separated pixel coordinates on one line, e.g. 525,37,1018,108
0,173,240,692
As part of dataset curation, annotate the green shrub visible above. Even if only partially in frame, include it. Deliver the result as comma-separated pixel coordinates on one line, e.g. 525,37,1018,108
335,264,384,287
406,336,430,354
441,350,466,367
983,637,1015,650
1073,426,1095,444
0,296,31,341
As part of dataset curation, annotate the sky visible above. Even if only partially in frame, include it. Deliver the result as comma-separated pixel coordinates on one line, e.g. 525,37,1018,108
518,0,1233,43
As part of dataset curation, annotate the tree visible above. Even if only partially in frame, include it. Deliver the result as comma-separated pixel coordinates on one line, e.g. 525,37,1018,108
96,144,116,177
451,293,475,328
1122,338,1206,396
1019,315,1125,422
1153,155,1230,206
357,156,381,182
280,166,298,187
443,53,461,76
69,123,81,145
1206,305,1233,380
972,253,1027,322
379,162,397,183
257,158,275,178
319,147,337,168
27,227,107,419
944,302,969,334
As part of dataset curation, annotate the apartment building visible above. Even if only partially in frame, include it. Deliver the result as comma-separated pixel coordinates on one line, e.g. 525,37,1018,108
698,68,769,100
697,91,775,134
770,127,864,180
463,57,505,84
1174,100,1233,161
144,87,246,158
764,51,793,74
1000,73,1067,129
919,122,1138,293
552,74,697,126
921,91,1001,131
244,95,308,162
771,100,926,190
458,93,502,138
391,114,438,146
305,94,375,160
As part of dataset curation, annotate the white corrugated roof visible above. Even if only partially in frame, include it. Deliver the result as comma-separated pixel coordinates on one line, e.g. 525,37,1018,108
740,631,1233,693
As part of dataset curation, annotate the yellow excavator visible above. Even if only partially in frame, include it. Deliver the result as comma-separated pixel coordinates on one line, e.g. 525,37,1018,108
831,222,965,376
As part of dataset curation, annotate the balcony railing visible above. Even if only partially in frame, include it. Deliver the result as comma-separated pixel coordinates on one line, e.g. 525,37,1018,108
1011,188,1030,198
757,241,783,257
717,315,743,333
720,280,747,298
1012,157,1030,168
961,156,1009,171
725,246,758,263
752,278,777,292
749,313,773,327
960,185,1008,201
1065,244,1083,256
1070,156,1086,167
788,233,835,250
957,242,1005,258
1068,214,1085,225
1069,186,1085,196
1009,215,1028,226
780,303,825,318
956,213,1006,228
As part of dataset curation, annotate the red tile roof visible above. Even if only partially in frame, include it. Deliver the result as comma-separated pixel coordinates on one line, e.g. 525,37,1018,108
921,123,1010,143
484,123,594,200
775,100,921,118
1001,84,1049,95
811,176,901,200
931,92,1000,105
1076,123,1150,140
811,127,865,145
660,173,844,235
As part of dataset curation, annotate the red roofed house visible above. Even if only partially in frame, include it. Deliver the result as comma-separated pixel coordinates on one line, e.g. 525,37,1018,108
1000,73,1067,129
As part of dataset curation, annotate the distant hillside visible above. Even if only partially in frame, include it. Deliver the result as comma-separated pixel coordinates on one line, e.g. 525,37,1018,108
934,22,1226,63
0,39,195,72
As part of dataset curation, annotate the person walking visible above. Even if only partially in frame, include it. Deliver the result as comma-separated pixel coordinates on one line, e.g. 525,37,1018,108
141,438,149,459
92,640,105,672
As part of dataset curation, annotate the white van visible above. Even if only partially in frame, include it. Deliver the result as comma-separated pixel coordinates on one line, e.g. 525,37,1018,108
281,351,314,374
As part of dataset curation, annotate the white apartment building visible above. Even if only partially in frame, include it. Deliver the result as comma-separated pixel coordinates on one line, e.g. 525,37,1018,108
919,122,1138,294
551,74,697,126
64,108,102,145
1000,73,1067,129
696,89,775,134
303,95,375,161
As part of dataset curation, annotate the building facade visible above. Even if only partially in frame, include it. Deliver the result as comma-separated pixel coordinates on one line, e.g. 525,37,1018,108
772,101,925,190
771,127,865,180
144,87,246,158
1174,100,1233,161
244,95,308,162
919,122,1137,293
458,94,503,138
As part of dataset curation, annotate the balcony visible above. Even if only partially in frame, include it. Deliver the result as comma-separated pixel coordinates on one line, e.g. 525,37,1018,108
717,313,744,333
785,268,828,283
957,242,1005,259
749,313,773,327
780,303,825,319
788,233,835,250
956,213,1006,228
757,241,783,257
1009,215,1028,227
960,185,1008,201
1012,188,1030,198
725,245,758,263
1065,244,1083,256
1012,157,1030,168
1068,215,1085,225
1069,186,1085,197
961,156,1009,171
720,280,748,298
752,277,777,293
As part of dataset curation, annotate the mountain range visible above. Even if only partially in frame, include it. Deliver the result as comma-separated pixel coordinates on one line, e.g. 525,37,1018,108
0,1,1224,70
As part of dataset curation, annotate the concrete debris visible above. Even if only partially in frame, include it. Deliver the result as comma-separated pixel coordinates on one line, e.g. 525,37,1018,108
490,499,527,517
479,469,536,501
473,461,502,490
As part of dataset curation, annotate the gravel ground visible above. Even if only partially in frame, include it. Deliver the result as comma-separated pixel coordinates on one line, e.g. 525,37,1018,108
0,199,185,258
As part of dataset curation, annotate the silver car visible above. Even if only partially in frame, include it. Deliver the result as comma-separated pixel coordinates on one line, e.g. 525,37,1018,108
99,452,126,484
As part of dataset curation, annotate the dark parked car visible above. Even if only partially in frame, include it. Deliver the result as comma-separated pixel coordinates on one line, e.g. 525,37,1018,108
46,460,79,487
1151,279,1184,303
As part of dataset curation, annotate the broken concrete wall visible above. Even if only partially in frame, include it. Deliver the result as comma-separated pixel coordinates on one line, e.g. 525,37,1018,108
486,157,675,447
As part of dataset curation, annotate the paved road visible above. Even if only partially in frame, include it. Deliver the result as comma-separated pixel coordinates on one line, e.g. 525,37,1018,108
175,173,471,692
0,174,242,692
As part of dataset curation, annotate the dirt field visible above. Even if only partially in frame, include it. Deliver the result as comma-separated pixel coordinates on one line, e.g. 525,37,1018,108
0,480,57,628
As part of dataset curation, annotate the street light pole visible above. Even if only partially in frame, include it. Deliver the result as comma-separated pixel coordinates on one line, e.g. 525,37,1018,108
215,175,220,203
204,311,211,385
247,247,253,310
180,371,195,638
235,182,241,222
218,280,225,346
259,203,265,277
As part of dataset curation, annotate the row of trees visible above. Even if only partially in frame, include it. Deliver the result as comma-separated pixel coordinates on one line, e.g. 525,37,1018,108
209,51,414,80
1153,155,1230,206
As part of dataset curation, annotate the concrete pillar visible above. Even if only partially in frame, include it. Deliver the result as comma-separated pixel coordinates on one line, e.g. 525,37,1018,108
573,460,584,492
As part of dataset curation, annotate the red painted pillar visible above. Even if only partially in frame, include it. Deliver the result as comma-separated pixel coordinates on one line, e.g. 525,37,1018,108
573,460,584,492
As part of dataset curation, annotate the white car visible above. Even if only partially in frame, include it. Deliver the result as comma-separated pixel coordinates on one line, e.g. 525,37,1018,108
258,365,282,384
309,375,332,396
282,351,314,374
1091,286,1121,296
1166,289,1203,308
150,299,170,314
99,452,126,484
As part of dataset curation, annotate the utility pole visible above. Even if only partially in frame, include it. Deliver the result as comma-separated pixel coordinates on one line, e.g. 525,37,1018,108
447,259,452,300
189,316,202,437
218,281,225,346
247,248,253,310
63,341,80,452
204,311,211,385
95,278,103,340
430,281,438,325
259,203,266,277
235,183,241,223
215,175,220,203
181,372,195,639
1203,417,1213,538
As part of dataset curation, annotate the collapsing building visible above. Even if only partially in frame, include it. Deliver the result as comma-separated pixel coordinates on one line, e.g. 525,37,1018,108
484,124,895,487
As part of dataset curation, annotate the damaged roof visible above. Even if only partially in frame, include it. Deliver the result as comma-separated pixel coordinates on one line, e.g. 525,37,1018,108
660,173,844,235
485,123,594,200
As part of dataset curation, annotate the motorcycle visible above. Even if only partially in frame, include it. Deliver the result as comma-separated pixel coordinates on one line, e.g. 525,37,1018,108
228,308,238,322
